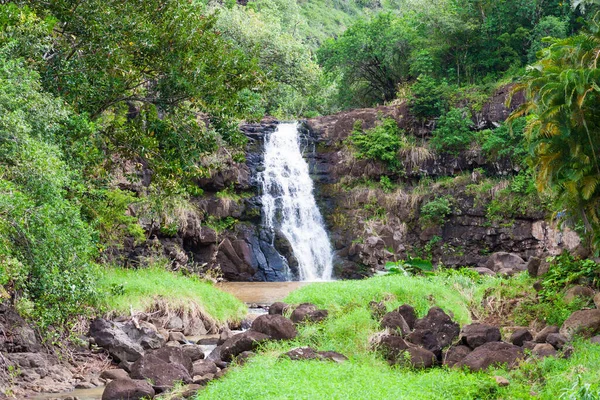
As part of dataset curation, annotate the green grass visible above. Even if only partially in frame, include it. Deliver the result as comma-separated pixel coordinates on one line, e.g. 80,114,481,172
97,266,247,324
195,273,600,399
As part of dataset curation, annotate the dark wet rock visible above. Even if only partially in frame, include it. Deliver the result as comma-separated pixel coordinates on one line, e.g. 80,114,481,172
380,312,410,336
251,314,297,340
455,342,524,371
414,307,460,349
397,304,418,330
102,379,155,400
443,345,472,367
532,343,557,358
461,323,502,349
510,329,533,347
560,309,600,339
546,333,567,350
192,360,218,377
564,286,595,304
182,344,205,362
269,302,290,315
100,369,130,381
281,347,348,363
534,326,559,343
290,303,328,324
220,331,270,362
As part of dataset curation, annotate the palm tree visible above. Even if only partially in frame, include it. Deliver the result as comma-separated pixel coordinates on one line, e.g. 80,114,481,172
510,12,600,249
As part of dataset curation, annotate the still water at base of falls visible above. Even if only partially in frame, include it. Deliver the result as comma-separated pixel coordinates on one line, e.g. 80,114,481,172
261,123,333,281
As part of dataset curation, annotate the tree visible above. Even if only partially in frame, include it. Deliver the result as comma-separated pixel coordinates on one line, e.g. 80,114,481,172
510,13,600,248
318,12,416,107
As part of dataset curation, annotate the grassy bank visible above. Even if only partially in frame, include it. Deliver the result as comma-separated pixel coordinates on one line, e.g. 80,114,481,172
97,266,247,324
196,273,600,399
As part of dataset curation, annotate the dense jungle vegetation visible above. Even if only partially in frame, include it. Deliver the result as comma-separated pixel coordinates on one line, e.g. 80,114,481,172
0,0,599,343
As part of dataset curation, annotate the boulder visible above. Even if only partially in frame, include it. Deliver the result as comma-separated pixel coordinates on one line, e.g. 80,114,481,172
168,331,188,344
120,321,166,351
522,341,537,351
455,342,524,371
527,257,541,277
89,319,144,362
532,343,557,358
269,302,290,315
250,315,297,340
166,315,184,332
595,293,600,309
235,351,256,365
220,331,270,362
130,353,192,391
402,347,437,369
182,344,205,362
290,303,328,324
414,307,460,349
192,360,218,377
406,329,441,358
443,345,472,367
560,309,600,339
461,323,501,349
485,252,527,273
546,333,567,350
509,329,533,347
100,369,130,381
102,379,155,400
281,347,348,363
564,286,595,304
534,326,559,343
397,304,418,330
217,328,233,345
380,312,410,336
372,333,410,361
151,346,193,373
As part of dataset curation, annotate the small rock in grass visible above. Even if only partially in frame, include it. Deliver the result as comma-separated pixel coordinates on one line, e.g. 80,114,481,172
250,314,297,340
193,373,215,386
564,286,595,304
560,309,600,339
532,343,557,358
494,376,510,387
181,384,203,398
590,336,600,345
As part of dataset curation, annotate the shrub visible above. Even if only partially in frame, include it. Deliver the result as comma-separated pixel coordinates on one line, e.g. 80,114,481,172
409,75,447,120
430,108,474,155
349,117,403,171
419,196,453,227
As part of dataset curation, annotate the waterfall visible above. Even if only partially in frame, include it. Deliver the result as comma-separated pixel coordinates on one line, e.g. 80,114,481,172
261,123,334,281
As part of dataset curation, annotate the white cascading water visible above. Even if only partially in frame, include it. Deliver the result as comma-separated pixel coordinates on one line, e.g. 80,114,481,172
261,123,334,281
